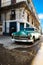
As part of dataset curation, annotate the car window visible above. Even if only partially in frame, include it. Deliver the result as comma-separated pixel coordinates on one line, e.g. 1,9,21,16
34,29,39,33
24,28,34,31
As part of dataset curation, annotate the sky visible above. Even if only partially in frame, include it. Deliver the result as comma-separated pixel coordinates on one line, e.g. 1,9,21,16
32,0,43,32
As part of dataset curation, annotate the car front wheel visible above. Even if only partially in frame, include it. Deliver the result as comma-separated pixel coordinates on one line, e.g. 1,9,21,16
33,36,35,44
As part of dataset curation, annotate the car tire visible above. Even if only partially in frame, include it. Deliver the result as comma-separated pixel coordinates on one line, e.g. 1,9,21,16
33,36,35,44
38,37,40,40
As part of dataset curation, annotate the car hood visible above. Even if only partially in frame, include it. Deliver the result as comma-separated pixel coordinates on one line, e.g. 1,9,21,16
12,31,27,36
12,31,34,36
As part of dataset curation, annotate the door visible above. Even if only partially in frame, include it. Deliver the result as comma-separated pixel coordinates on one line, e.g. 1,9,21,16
10,22,17,35
20,23,24,31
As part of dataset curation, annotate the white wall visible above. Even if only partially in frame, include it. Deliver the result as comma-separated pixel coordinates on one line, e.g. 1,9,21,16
24,23,26,28
3,22,10,33
6,22,9,33
16,9,20,19
17,22,20,32
6,11,11,20
16,0,26,3
24,10,27,21
1,10,11,21
16,8,27,21
1,0,11,7
1,13,5,22
3,21,5,33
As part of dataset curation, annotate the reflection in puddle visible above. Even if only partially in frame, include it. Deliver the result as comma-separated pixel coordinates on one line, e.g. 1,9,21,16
31,42,43,65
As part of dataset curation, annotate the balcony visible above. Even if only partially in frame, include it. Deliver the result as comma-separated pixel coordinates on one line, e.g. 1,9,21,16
1,0,26,7
1,1,11,7
26,1,33,12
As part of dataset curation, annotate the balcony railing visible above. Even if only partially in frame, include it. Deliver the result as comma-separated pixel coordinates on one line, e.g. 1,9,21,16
26,1,33,12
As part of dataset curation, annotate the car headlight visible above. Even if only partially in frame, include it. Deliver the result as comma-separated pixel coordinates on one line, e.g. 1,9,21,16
11,33,13,36
11,34,14,38
28,34,32,39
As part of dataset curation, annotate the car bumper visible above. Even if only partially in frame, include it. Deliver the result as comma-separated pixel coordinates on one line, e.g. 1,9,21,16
12,39,33,43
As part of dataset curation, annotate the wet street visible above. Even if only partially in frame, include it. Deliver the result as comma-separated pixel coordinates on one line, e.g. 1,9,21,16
0,35,43,65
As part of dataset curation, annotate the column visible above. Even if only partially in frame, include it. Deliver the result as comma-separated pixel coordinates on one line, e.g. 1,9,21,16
17,22,20,32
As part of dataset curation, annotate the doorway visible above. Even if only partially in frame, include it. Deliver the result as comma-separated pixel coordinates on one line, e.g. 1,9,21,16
9,22,17,35
20,23,24,31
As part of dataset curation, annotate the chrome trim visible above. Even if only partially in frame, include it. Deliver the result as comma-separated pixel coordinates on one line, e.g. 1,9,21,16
14,39,33,42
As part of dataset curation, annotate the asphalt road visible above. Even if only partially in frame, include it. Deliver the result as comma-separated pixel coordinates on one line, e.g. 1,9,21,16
0,35,42,65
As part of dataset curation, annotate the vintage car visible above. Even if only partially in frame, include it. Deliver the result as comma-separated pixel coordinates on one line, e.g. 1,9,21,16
11,27,41,43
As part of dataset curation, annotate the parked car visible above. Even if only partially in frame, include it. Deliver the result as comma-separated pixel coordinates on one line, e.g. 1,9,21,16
11,27,41,43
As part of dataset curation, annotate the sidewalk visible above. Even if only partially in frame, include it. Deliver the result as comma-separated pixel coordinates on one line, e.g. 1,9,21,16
0,36,13,47
31,42,43,65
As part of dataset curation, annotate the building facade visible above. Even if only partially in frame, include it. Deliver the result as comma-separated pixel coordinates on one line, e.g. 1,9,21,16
0,0,3,35
0,0,40,35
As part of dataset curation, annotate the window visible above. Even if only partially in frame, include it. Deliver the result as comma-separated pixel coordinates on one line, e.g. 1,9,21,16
19,9,22,19
26,23,29,27
24,28,34,31
27,0,30,4
32,19,33,25
11,0,16,4
10,10,16,20
32,22,33,25
27,14,29,22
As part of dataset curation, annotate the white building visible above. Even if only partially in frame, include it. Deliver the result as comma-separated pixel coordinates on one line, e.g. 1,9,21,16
0,0,40,35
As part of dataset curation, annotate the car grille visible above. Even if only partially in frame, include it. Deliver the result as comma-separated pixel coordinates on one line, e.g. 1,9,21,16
14,36,28,40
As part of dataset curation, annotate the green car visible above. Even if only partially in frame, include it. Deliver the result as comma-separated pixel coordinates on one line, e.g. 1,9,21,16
11,27,41,43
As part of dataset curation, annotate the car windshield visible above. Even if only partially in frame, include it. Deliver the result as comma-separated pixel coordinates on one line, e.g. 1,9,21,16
24,28,34,31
